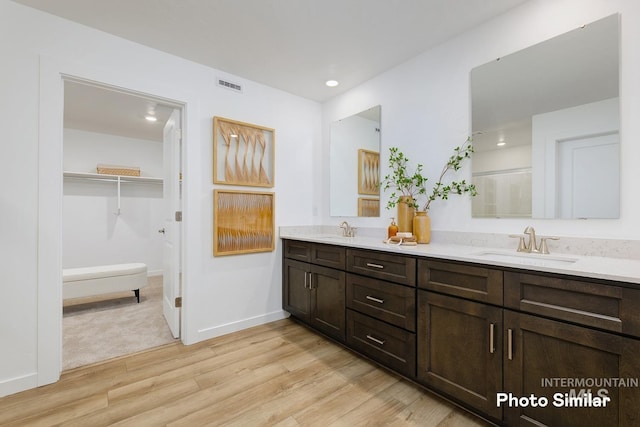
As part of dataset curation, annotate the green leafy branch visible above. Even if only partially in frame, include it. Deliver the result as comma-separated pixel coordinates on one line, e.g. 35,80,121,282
422,137,477,212
381,137,477,213
380,147,427,210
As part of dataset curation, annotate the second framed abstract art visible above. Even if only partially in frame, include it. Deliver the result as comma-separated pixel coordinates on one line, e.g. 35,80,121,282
213,190,275,256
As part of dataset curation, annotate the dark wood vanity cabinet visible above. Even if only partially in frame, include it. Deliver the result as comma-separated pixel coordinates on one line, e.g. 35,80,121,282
283,240,346,342
503,272,640,427
417,260,504,421
418,259,640,426
283,240,640,426
503,310,640,427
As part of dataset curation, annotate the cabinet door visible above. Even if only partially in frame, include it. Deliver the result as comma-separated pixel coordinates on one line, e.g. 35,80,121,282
504,311,640,427
310,264,346,342
283,258,310,321
417,291,503,421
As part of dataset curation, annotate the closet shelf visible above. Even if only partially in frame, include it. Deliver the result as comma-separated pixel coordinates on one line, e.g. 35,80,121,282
63,171,163,184
63,171,163,216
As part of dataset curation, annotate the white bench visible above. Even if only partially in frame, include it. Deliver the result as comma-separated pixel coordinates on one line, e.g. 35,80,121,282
63,263,148,303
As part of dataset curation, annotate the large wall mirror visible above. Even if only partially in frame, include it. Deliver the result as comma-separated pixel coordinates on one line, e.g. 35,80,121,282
471,14,620,219
330,105,381,217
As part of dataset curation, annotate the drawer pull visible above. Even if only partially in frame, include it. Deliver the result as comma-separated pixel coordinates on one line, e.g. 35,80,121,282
507,329,513,360
365,295,385,304
366,334,386,345
366,263,385,269
489,323,495,354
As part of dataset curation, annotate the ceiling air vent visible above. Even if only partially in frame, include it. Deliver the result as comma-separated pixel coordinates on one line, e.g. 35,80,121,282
217,78,243,93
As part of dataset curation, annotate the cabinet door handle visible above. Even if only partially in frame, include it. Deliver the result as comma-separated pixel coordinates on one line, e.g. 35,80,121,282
308,272,313,290
365,295,384,304
507,328,513,360
304,271,308,289
366,334,385,345
489,323,495,354
366,263,384,269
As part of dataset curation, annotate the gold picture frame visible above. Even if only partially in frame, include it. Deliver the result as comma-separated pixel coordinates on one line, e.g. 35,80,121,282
358,197,380,217
214,190,275,256
358,149,380,195
213,116,275,187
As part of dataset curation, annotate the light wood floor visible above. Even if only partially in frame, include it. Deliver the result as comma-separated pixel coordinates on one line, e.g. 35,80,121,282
0,319,490,426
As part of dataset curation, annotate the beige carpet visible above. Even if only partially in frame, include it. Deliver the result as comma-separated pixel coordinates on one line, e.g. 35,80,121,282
63,275,177,370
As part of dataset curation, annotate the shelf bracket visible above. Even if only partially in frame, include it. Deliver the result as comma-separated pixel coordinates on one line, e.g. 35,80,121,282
115,176,121,215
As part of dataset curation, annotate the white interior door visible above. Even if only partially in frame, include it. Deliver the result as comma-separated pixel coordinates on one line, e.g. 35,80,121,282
557,133,619,219
162,109,181,338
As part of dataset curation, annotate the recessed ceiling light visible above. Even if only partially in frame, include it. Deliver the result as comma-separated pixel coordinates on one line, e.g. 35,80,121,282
497,142,506,146
145,115,157,122
325,80,339,87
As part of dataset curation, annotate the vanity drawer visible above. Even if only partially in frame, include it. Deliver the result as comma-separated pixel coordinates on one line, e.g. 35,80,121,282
312,243,346,269
284,239,312,261
505,271,640,338
347,249,416,286
283,240,345,269
346,309,416,378
418,259,503,305
346,273,416,331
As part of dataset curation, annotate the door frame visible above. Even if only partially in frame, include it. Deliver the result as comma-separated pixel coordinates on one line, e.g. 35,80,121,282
37,56,188,388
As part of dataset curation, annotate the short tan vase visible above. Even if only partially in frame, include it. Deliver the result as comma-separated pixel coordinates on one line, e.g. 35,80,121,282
397,196,415,233
413,211,431,244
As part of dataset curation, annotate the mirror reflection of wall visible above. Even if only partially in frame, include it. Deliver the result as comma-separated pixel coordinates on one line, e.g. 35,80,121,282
330,105,381,217
471,14,620,219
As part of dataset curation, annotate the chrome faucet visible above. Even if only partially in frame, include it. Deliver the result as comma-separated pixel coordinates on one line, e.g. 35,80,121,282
339,221,356,237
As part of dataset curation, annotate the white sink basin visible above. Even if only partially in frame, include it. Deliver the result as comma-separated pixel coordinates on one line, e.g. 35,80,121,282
471,250,579,268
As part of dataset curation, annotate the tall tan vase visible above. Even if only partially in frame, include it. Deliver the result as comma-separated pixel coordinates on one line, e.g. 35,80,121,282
413,211,431,243
397,196,415,233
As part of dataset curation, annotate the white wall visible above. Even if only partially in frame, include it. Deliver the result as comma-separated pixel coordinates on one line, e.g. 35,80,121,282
0,0,320,397
473,145,531,174
63,129,164,274
322,0,640,240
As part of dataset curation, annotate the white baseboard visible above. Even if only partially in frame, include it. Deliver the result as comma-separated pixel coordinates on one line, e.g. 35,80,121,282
193,310,289,344
0,372,38,398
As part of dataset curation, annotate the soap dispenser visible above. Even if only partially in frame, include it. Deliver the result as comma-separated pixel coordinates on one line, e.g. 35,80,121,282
388,217,398,238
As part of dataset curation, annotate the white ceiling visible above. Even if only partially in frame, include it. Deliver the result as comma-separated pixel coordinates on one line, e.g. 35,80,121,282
16,0,532,142
63,81,176,141
14,0,528,102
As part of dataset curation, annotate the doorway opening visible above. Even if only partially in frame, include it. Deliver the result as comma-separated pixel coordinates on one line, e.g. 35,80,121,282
61,78,183,370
